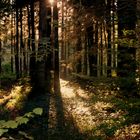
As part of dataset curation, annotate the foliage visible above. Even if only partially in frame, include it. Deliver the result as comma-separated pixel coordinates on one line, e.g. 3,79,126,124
0,63,16,79
115,77,138,97
0,107,43,137
0,0,12,20
60,78,140,139
115,29,140,97
0,106,10,121
0,63,16,88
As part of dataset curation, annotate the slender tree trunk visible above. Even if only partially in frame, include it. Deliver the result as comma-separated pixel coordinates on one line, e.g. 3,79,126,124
53,0,60,93
106,0,111,77
100,24,103,76
0,39,1,74
61,0,64,60
87,25,97,76
30,0,36,85
93,24,97,77
111,0,115,74
0,38,1,88
102,22,108,77
20,7,23,76
27,5,31,74
11,5,14,73
82,34,87,75
22,10,27,75
15,3,20,79
27,5,31,49
75,12,82,74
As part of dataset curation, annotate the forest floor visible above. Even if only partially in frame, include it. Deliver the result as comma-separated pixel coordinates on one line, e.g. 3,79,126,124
0,77,140,140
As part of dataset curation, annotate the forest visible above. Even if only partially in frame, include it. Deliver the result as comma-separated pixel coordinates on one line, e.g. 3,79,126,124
0,0,140,139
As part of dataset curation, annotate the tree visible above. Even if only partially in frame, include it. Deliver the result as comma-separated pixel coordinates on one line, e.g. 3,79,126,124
19,5,23,76
15,0,20,79
117,0,138,96
53,0,60,93
33,0,52,94
0,38,1,74
29,0,36,87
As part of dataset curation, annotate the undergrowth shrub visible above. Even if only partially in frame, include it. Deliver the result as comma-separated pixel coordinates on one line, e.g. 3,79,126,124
0,63,16,88
0,107,43,137
115,77,138,97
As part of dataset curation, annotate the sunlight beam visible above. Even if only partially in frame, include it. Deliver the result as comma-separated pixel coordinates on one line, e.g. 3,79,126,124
50,0,54,5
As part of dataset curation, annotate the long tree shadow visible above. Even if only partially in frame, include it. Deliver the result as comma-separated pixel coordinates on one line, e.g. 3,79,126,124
18,82,86,140
0,76,90,139
49,90,86,140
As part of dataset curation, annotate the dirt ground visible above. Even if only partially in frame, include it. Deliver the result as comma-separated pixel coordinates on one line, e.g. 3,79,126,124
0,78,140,140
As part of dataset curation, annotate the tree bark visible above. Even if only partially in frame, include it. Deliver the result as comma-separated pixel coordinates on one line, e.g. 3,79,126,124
0,39,1,74
106,0,111,77
117,0,138,96
87,25,97,76
53,0,60,93
30,0,36,87
19,7,23,76
15,2,20,79
33,0,52,94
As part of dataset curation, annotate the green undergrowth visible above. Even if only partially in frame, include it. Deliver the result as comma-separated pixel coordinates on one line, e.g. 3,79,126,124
0,64,16,89
72,77,140,139
92,92,140,139
0,107,43,138
1,75,140,139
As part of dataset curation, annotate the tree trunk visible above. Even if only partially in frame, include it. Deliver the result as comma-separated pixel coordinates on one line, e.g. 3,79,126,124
27,4,31,74
45,1,52,93
11,6,14,73
33,0,52,94
82,34,87,75
106,0,111,77
117,0,138,96
76,19,82,74
15,2,20,79
53,0,60,93
87,25,97,76
61,0,65,60
0,39,1,74
20,7,23,76
30,0,36,86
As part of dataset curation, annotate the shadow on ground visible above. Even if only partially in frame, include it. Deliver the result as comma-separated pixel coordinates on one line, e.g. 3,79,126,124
14,84,86,140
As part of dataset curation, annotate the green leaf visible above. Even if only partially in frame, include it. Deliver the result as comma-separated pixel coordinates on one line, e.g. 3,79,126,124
4,120,18,129
0,120,6,128
33,108,43,115
0,128,8,137
24,112,34,118
16,117,29,125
